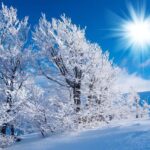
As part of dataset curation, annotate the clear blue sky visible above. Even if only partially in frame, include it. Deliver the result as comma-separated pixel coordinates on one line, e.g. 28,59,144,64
2,0,150,79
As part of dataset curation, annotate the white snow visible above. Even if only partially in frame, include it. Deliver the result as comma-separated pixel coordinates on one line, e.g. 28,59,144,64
7,119,150,150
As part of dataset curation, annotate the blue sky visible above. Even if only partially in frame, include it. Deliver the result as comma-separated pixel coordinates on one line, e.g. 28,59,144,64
2,0,150,91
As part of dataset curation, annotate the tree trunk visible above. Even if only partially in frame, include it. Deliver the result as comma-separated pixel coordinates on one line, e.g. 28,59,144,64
1,123,7,135
10,124,14,136
73,82,81,112
135,98,139,118
1,124,14,136
1,92,15,136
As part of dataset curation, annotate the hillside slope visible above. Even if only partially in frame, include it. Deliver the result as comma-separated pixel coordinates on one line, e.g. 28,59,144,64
7,120,150,150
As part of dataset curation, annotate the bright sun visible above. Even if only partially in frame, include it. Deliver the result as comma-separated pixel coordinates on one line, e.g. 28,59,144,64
112,3,150,52
124,20,150,47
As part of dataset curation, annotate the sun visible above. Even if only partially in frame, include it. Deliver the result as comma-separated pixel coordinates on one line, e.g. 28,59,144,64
124,19,150,47
112,3,150,52
122,13,150,50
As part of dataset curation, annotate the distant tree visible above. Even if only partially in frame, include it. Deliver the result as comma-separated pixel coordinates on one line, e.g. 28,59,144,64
141,100,150,118
127,89,149,119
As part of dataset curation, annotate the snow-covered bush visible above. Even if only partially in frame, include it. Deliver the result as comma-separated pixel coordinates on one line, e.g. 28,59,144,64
0,134,15,148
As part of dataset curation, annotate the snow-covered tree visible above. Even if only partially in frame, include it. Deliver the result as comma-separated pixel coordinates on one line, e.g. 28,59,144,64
128,90,141,118
84,50,120,121
0,4,30,136
141,100,150,118
33,15,102,112
125,89,150,119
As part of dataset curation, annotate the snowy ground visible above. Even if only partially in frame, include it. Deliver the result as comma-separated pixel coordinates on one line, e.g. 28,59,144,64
7,119,150,150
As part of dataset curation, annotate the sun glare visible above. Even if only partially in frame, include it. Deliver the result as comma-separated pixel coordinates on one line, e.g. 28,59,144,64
124,20,150,46
112,3,150,52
